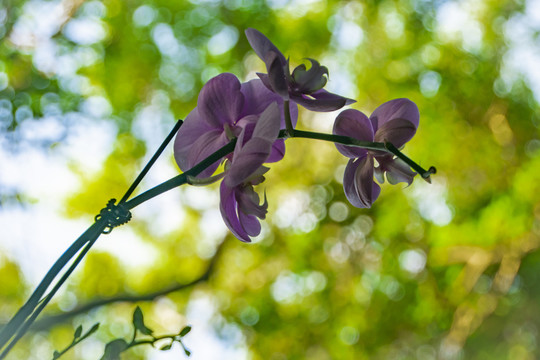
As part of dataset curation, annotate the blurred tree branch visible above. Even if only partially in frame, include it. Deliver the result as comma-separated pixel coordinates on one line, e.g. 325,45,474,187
29,241,226,333
436,232,540,353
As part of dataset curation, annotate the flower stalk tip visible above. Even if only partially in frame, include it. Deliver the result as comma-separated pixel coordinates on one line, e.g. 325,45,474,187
421,166,437,183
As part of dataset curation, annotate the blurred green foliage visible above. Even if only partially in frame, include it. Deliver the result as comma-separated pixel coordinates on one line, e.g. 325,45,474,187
1,0,540,359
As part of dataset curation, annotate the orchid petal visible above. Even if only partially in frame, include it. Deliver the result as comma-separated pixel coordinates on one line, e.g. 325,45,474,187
379,157,417,185
343,158,363,208
186,129,228,178
256,73,273,92
265,51,289,99
239,211,262,236
291,89,355,112
226,103,281,187
225,138,273,187
233,120,255,151
245,28,287,66
237,185,267,219
370,98,419,132
374,118,417,149
220,182,251,242
374,166,385,184
267,139,285,162
284,100,299,129
355,156,381,208
333,109,374,159
240,79,281,116
173,108,214,171
248,166,270,185
197,73,245,128
240,78,298,129
343,156,380,208
251,102,281,140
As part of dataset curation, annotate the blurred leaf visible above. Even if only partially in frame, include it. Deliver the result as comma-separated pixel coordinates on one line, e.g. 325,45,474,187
179,325,191,337
73,325,82,339
100,339,128,360
86,323,100,337
132,306,153,336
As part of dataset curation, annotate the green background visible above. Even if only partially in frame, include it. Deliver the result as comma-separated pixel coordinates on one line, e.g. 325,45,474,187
1,0,540,359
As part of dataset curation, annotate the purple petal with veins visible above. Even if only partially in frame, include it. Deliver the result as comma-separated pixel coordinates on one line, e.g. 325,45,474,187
251,102,281,139
219,181,268,242
370,98,419,132
185,129,229,178
220,183,251,242
265,51,289,99
240,78,298,129
197,73,245,128
174,107,214,171
225,103,280,187
333,109,374,159
343,155,380,208
378,157,417,185
225,138,274,187
245,28,287,66
238,211,261,236
374,118,417,149
290,88,355,112
267,139,285,163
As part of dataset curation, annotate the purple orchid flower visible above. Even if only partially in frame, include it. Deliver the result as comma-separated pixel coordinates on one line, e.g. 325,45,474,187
173,73,298,178
245,28,355,112
333,98,419,208
220,103,281,242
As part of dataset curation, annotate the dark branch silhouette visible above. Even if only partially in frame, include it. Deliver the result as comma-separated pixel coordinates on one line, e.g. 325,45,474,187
29,241,226,333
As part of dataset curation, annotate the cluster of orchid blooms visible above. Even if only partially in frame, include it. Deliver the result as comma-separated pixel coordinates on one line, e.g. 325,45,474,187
0,28,434,359
173,28,423,243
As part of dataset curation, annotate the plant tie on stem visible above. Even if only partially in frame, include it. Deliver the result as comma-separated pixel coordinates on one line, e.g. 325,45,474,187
95,199,132,234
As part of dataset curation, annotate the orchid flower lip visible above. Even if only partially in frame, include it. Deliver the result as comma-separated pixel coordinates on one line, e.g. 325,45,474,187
224,123,236,140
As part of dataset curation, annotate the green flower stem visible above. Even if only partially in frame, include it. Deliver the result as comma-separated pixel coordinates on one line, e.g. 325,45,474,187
279,100,437,183
127,334,190,356
33,243,224,332
129,334,175,347
124,129,433,213
1,118,433,358
384,142,436,182
0,221,106,353
0,221,107,359
290,129,387,151
283,100,294,136
51,323,99,360
280,100,434,180
0,121,185,358
124,139,236,210
286,129,435,182
119,119,184,204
